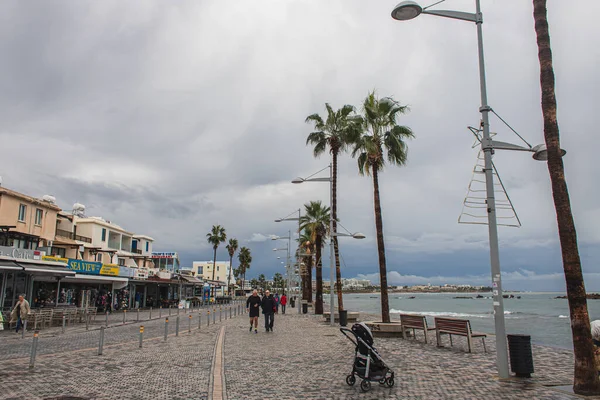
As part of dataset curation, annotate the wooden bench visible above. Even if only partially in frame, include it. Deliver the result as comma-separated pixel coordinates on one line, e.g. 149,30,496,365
400,314,436,344
434,317,487,353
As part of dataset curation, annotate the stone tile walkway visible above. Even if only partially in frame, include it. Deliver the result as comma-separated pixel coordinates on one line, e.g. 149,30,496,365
0,305,596,399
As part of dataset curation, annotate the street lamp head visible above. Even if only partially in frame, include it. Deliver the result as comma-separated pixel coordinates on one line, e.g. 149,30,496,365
532,144,567,161
274,219,282,222
391,1,423,21
352,232,366,239
291,178,305,184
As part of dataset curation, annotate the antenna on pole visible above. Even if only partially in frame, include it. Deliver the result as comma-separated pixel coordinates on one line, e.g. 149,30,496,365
458,150,521,228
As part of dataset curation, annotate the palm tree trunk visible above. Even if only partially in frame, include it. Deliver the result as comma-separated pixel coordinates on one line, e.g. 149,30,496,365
533,1,600,394
332,151,344,312
212,248,217,299
228,255,233,295
372,165,390,323
315,236,323,314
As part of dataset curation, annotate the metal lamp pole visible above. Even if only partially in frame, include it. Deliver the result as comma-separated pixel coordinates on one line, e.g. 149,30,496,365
391,0,509,378
275,209,303,313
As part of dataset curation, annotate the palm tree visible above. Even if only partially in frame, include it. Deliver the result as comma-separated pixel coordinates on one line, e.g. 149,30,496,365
306,104,361,314
351,90,414,323
226,238,239,296
298,228,314,303
258,274,267,291
300,201,330,314
206,225,227,281
238,246,252,291
533,1,599,394
273,272,285,293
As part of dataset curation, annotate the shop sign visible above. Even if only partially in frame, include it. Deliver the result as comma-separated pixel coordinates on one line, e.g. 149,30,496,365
119,266,135,278
152,252,177,259
134,268,149,279
0,246,44,260
43,256,102,275
100,264,120,276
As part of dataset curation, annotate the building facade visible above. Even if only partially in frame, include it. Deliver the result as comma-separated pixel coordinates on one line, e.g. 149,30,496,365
0,187,61,250
191,261,231,283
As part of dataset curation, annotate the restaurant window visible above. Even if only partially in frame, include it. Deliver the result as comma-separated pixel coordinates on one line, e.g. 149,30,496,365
35,209,43,225
18,204,26,222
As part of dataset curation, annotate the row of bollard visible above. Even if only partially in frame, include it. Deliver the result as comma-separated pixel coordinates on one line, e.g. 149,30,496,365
28,300,246,369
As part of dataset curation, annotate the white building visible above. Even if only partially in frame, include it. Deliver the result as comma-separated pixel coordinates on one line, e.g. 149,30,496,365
191,261,231,284
73,217,154,276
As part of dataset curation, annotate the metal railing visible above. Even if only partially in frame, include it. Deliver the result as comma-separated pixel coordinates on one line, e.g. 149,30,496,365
55,229,92,244
3,300,247,368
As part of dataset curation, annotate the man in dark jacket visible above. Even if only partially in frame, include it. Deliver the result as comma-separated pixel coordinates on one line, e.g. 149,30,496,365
261,290,276,332
246,289,261,334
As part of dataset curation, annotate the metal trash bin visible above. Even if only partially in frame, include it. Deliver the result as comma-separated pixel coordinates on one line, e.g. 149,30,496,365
302,302,308,314
339,310,348,327
290,298,295,308
507,334,534,377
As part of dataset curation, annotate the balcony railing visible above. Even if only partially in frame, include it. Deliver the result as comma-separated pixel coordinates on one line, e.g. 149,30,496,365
55,229,92,244
133,249,142,254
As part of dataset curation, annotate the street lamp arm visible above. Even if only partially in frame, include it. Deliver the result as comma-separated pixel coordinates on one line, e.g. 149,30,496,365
490,140,532,153
422,9,478,23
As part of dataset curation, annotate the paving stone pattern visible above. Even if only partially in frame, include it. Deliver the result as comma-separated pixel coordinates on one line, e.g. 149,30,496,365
0,305,596,400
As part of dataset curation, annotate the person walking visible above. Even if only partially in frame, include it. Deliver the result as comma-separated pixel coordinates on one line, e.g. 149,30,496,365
280,293,287,314
10,294,30,334
274,293,280,314
261,290,276,332
246,289,261,334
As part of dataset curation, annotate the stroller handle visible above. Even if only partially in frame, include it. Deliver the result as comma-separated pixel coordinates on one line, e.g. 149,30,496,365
340,327,358,347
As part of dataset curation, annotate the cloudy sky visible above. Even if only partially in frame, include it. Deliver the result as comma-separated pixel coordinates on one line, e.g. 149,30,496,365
2,0,599,291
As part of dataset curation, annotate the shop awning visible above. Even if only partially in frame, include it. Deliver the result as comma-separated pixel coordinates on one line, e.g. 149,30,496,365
16,259,75,276
63,274,129,284
180,275,203,284
0,259,21,271
53,236,81,247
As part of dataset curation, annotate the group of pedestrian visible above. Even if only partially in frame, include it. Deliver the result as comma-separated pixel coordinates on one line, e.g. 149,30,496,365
245,289,287,333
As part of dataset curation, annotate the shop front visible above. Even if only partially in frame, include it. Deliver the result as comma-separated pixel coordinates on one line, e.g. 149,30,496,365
0,252,74,310
38,256,129,311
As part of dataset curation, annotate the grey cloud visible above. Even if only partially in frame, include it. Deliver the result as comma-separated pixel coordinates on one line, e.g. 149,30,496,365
0,0,598,284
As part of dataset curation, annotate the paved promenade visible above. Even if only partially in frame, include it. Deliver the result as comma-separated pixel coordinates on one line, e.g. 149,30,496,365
0,305,595,399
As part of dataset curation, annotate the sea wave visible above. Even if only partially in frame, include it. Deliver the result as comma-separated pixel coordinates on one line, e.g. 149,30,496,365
558,315,569,319
389,309,488,318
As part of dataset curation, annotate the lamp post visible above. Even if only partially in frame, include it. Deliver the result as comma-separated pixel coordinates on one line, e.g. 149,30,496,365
276,209,302,313
391,0,566,379
272,232,292,294
272,242,290,292
292,164,365,326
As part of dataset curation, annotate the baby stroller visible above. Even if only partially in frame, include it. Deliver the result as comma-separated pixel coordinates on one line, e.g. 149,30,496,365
340,322,395,392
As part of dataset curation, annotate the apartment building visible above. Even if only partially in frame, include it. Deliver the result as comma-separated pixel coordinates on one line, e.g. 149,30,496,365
0,187,61,250
190,261,231,283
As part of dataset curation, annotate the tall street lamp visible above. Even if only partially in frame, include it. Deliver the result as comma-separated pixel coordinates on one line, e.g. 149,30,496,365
275,208,302,314
272,232,292,295
391,0,566,378
292,165,365,326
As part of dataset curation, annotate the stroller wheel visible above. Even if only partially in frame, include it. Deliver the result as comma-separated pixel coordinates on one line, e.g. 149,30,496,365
346,374,356,386
385,377,395,388
360,379,371,392
379,378,387,385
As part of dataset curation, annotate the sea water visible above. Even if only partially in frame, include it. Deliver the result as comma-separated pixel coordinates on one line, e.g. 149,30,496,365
340,292,600,349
